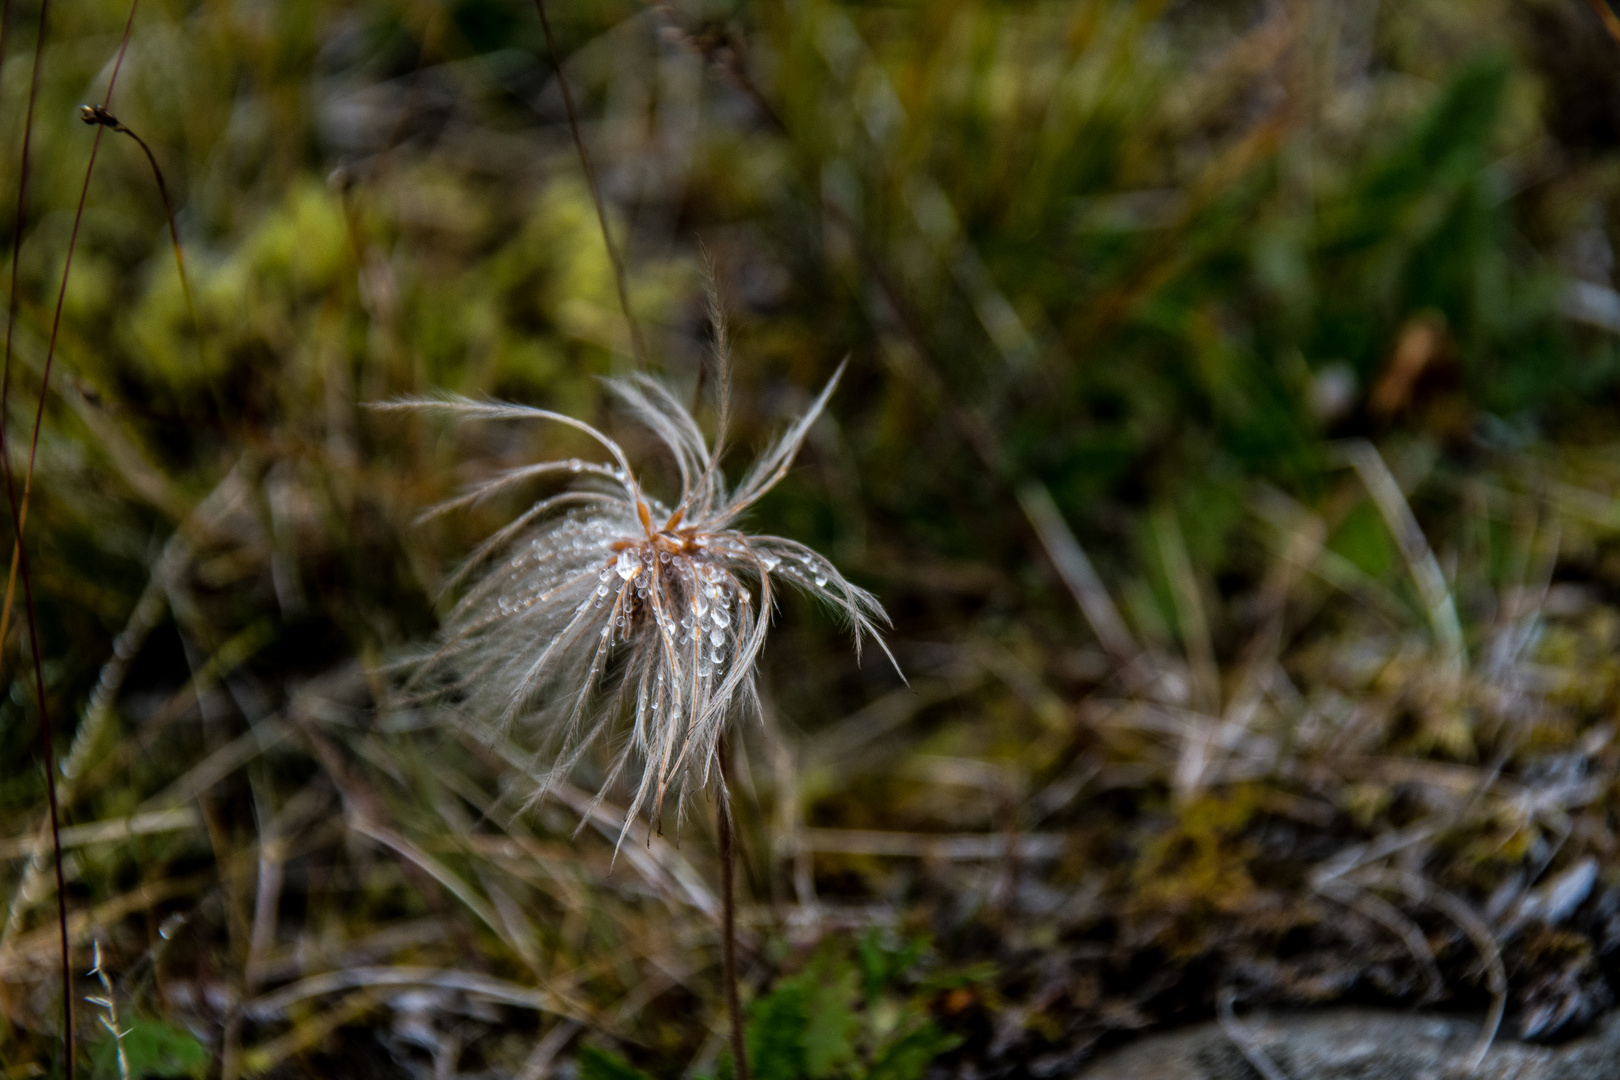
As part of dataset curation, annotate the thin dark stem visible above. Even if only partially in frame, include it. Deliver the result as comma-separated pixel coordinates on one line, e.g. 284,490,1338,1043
0,0,50,652
79,106,219,418
3,0,140,646
0,9,140,1076
19,514,68,1077
0,3,72,1074
1,2,140,641
717,786,749,1080
29,1,140,500
83,110,194,328
530,0,648,370
1586,0,1620,48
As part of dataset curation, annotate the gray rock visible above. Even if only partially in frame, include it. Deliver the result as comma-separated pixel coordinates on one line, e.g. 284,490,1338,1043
1074,1008,1620,1080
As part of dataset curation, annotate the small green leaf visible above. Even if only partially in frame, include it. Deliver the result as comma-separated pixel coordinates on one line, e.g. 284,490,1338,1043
856,929,931,1004
747,979,809,1080
857,929,888,1005
801,961,860,1078
90,1018,208,1080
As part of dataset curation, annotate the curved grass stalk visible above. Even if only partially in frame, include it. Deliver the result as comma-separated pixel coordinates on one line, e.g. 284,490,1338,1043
0,8,142,1075
530,0,647,370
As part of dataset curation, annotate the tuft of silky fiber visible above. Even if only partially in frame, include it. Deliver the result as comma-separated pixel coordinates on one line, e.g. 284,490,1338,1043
379,326,895,847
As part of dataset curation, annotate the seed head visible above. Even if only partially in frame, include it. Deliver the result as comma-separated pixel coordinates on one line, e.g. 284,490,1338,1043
383,363,895,843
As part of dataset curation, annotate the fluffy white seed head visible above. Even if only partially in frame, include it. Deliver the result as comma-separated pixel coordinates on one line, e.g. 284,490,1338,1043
382,362,895,844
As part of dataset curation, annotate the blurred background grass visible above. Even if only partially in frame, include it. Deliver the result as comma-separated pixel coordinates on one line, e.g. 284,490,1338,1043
10,0,1620,1076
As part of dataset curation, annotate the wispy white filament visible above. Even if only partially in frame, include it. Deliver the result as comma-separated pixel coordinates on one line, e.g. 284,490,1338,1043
381,363,895,845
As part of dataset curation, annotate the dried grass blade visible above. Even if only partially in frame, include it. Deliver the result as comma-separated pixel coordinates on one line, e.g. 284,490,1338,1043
1336,439,1466,672
1017,480,1137,661
0,873,206,978
1312,875,1444,1004
0,808,200,860
796,828,1066,860
244,965,589,1022
237,989,386,1078
515,1020,582,1080
1216,988,1292,1080
348,816,513,955
1353,868,1505,1068
546,779,720,918
530,0,647,369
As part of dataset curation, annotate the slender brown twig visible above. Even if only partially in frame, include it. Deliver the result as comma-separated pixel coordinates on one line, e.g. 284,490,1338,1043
2,1,141,646
0,2,73,1073
23,1,142,523
77,107,190,311
716,782,749,1080
530,0,648,370
0,0,50,653
1585,0,1620,48
0,7,142,1075
2,0,142,641
77,105,217,417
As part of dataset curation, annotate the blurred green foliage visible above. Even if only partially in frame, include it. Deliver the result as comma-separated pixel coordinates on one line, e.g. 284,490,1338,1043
9,0,1620,1075
585,931,965,1080
89,1017,209,1080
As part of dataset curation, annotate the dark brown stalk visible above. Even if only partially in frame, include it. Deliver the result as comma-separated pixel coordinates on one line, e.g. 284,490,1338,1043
0,0,50,651
0,3,72,1073
2,0,141,643
1585,0,1620,48
716,785,750,1080
0,7,140,1076
15,517,69,1075
530,0,648,370
23,1,141,513
78,105,217,416
79,107,194,331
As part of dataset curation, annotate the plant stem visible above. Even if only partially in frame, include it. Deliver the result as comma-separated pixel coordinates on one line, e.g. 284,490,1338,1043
78,106,219,418
530,0,647,370
717,787,749,1080
1585,0,1620,49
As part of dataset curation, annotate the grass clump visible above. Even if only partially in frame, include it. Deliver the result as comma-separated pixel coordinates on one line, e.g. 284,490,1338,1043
9,1,1620,1078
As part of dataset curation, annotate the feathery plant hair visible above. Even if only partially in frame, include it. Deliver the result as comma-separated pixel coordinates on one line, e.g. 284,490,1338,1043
381,308,896,845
